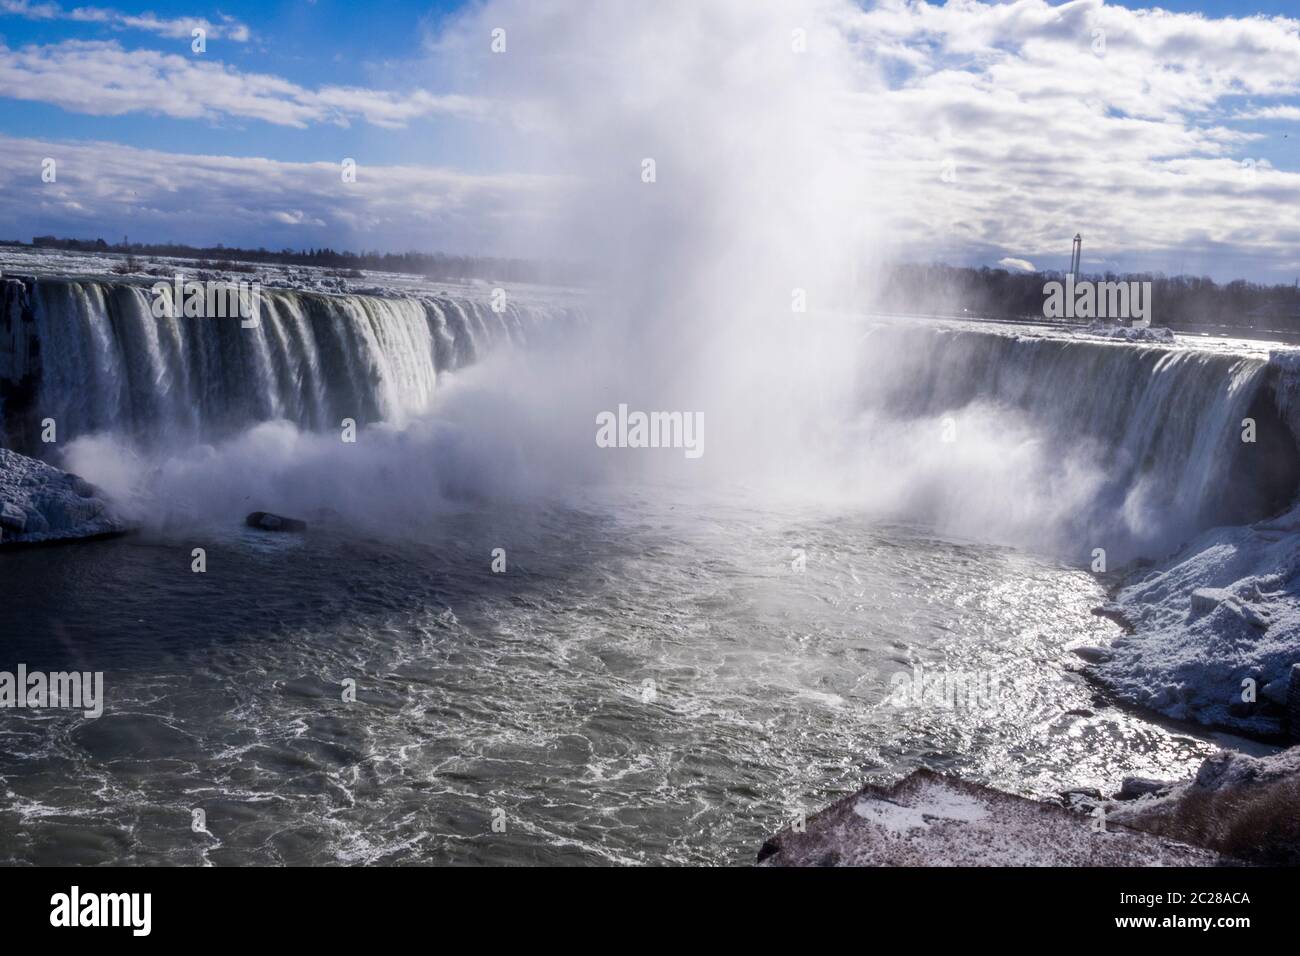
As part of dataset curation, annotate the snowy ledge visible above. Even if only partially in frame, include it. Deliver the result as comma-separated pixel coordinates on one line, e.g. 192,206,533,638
0,446,128,547
758,769,1226,866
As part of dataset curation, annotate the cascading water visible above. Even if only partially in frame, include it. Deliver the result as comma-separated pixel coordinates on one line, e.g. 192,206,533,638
3,274,1297,566
849,322,1300,563
0,276,574,450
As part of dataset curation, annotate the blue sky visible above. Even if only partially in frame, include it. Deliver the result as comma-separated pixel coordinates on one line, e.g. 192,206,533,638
0,1,483,166
0,0,1297,281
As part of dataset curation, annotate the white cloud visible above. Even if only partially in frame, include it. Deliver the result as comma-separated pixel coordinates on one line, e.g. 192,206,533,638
411,0,1300,280
998,257,1036,273
832,0,1300,279
270,209,325,227
0,40,482,128
2,0,1298,281
0,135,557,253
1234,105,1300,122
0,0,251,42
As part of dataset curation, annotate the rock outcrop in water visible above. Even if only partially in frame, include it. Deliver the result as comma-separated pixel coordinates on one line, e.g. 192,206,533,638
245,511,308,533
0,446,126,545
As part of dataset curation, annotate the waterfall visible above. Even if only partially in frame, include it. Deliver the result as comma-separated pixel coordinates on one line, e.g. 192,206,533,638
852,322,1300,560
4,280,1298,562
0,277,577,449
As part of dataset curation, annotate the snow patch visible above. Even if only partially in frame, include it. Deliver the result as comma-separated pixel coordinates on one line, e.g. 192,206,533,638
852,787,989,834
1093,503,1300,737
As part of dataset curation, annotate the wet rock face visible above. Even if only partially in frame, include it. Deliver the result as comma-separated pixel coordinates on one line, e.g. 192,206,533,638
0,446,126,545
0,278,40,455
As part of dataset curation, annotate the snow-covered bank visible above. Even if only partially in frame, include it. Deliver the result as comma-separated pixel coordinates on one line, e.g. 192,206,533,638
1106,746,1300,865
1091,505,1300,739
0,446,126,545
757,770,1226,866
760,744,1300,866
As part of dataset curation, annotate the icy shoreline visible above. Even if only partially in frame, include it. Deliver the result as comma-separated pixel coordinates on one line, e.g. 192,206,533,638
1088,504,1300,741
0,446,127,546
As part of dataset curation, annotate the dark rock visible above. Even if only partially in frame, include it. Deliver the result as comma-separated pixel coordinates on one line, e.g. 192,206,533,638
1116,776,1174,800
1060,787,1103,807
0,501,26,533
245,511,308,533
1228,700,1255,718
1262,677,1287,707
1070,645,1111,664
1193,751,1242,789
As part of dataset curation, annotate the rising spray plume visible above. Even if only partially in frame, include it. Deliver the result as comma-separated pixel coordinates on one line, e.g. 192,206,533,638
49,0,1279,564
61,0,889,532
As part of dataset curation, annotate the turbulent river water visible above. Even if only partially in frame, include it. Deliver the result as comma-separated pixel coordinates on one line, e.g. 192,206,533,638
0,493,1218,866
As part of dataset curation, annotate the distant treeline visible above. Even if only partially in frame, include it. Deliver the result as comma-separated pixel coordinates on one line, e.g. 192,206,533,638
873,263,1300,330
17,236,579,285
11,237,1300,330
